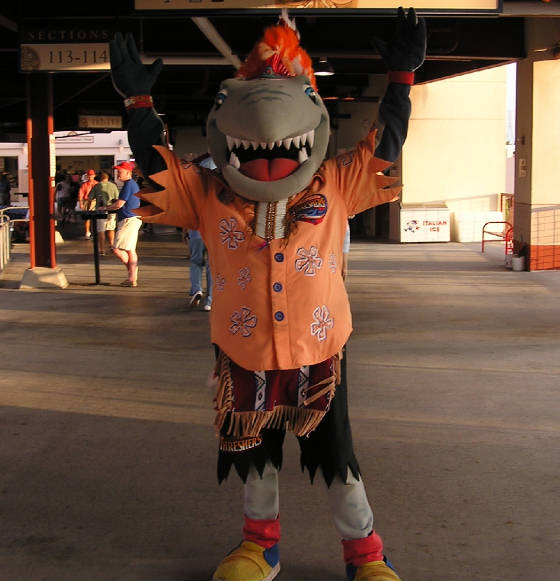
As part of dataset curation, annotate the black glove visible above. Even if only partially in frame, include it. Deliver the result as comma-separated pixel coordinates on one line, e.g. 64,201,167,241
110,32,163,98
372,7,426,72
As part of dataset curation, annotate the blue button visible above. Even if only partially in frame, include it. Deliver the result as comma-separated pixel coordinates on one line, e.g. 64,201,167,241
274,311,285,322
273,282,283,292
274,252,284,262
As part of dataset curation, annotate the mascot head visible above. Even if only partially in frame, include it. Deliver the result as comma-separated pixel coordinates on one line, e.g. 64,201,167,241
206,19,330,202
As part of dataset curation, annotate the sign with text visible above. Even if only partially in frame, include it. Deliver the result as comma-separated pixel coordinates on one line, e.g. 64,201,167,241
55,134,95,143
135,0,500,13
78,115,123,129
400,208,451,243
20,43,110,72
19,26,113,72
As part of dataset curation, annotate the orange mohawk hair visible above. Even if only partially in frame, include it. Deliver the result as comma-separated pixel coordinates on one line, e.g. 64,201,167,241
236,21,317,91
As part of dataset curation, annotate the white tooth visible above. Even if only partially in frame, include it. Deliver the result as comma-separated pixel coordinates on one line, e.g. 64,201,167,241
242,140,251,150
226,135,235,150
298,148,308,163
283,137,293,150
276,140,283,148
293,135,301,149
307,130,314,149
268,142,275,150
301,133,307,146
251,141,259,150
260,142,267,149
234,138,242,148
229,151,240,169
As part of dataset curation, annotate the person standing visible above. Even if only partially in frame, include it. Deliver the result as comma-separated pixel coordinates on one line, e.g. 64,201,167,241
104,161,141,287
88,171,119,255
188,229,212,311
54,174,72,221
78,169,98,238
187,154,215,310
0,172,11,207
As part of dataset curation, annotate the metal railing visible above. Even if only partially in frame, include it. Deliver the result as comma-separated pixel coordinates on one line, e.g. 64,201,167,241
481,220,513,254
0,206,30,273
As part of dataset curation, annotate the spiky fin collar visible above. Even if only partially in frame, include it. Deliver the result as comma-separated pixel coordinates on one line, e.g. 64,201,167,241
236,21,317,91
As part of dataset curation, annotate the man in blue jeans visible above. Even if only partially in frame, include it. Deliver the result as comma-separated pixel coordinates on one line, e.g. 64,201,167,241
187,154,215,311
188,229,212,311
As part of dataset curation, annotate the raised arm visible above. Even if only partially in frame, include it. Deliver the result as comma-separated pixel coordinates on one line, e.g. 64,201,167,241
372,7,426,163
110,33,166,182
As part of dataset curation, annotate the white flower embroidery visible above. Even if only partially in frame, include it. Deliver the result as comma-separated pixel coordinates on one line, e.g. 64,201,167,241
219,217,245,250
310,305,334,342
329,253,337,273
230,307,258,337
295,246,323,276
238,267,252,290
215,273,226,292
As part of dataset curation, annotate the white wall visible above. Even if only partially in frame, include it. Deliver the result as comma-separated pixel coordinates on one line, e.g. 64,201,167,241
401,66,508,241
403,66,507,214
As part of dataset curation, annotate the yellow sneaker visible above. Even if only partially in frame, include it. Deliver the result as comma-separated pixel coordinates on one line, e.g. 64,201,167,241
347,559,402,581
212,541,280,581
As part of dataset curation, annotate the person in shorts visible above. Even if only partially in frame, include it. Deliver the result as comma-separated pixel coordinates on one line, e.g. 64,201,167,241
88,171,119,255
78,169,98,238
105,161,141,287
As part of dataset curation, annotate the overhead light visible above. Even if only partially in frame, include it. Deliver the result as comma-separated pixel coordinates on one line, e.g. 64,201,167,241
533,42,560,59
315,57,334,77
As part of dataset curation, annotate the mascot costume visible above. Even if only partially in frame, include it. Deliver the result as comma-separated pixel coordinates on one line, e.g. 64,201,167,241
110,8,425,581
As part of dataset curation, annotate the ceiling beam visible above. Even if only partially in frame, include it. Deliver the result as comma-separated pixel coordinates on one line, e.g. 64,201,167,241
191,17,242,69
0,13,17,32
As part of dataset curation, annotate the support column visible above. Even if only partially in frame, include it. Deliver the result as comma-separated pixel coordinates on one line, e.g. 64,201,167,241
514,20,560,271
20,73,68,289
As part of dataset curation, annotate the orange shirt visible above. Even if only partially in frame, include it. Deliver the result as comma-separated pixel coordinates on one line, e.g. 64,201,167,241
139,130,399,371
78,179,98,202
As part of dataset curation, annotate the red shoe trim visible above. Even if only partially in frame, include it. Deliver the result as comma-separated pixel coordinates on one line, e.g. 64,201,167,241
342,530,384,566
243,515,280,549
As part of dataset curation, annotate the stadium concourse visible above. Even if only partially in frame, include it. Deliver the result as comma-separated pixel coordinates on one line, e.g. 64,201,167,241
1,223,559,581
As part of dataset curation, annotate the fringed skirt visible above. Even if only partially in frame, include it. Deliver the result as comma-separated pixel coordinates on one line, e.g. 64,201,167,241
214,346,360,485
214,349,340,446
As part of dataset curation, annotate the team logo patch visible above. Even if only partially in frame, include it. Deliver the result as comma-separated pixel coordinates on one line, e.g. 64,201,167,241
291,193,328,225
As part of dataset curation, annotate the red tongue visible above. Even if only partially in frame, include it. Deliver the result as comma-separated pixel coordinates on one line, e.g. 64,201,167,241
240,158,299,181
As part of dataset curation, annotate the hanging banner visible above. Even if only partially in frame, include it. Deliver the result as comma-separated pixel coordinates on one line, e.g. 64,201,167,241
135,0,501,14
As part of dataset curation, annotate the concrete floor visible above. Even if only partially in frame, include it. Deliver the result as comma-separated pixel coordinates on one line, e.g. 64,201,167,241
1,224,559,581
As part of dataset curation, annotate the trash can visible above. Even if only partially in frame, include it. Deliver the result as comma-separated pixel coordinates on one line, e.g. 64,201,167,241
512,255,525,271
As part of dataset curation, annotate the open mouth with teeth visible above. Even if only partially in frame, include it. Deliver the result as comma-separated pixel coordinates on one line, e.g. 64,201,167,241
226,130,315,182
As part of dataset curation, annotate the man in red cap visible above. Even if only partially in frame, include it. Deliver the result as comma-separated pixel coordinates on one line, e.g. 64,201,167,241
78,169,98,238
102,161,141,286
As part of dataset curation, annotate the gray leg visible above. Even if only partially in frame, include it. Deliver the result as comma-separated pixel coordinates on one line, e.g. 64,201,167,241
326,469,374,540
243,460,280,520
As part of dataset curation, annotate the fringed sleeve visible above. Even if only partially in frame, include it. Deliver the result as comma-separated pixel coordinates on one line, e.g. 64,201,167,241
322,129,401,217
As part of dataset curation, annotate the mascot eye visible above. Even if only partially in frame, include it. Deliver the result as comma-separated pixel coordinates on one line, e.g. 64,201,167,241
303,85,319,104
214,89,228,110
